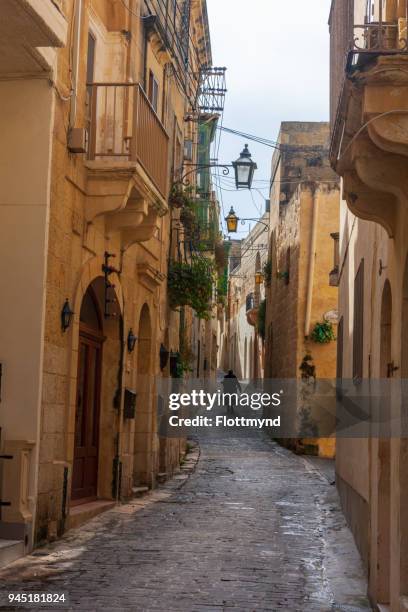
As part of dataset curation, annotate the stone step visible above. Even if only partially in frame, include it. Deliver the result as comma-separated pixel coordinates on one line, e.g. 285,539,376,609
67,500,115,531
131,486,149,497
400,597,408,612
0,539,24,569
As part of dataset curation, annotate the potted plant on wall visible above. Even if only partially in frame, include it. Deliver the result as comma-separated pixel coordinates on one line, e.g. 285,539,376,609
169,183,190,208
310,320,336,344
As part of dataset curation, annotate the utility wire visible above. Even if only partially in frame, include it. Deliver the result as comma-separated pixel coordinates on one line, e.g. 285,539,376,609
217,125,336,155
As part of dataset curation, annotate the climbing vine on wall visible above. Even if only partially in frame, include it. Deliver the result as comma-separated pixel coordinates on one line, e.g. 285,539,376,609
263,260,272,286
168,257,215,320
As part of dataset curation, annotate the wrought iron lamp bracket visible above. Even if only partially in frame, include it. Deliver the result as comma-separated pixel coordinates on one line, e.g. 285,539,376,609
175,163,232,188
240,218,269,232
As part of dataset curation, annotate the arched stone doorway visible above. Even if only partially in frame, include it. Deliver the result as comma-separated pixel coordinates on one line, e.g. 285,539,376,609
72,284,104,503
253,252,262,380
244,337,248,379
400,258,408,598
249,337,253,380
254,252,261,307
71,277,122,506
265,323,273,378
133,304,153,486
380,280,392,378
372,280,392,604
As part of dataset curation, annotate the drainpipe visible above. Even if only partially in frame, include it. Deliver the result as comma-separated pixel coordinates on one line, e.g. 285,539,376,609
69,0,83,128
304,186,320,338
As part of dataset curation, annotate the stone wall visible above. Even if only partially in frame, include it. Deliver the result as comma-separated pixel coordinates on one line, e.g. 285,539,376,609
264,122,340,458
34,0,201,544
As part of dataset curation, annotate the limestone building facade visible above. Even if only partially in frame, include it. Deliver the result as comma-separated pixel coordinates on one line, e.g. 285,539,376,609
330,0,408,607
263,122,340,458
0,0,219,564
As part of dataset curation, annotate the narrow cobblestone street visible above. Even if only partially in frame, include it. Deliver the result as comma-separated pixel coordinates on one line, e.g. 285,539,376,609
0,426,371,611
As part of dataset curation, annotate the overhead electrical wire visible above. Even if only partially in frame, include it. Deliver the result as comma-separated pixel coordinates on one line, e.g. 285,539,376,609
217,125,336,157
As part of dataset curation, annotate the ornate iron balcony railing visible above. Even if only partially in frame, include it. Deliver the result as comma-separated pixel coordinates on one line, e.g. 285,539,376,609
351,0,408,57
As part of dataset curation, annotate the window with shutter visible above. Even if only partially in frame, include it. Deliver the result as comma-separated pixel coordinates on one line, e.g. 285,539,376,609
148,70,159,113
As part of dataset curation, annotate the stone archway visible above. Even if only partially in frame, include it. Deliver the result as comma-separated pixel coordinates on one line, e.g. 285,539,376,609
244,337,248,379
133,303,153,486
400,257,408,598
380,280,392,378
373,280,392,604
71,276,122,505
255,252,261,307
249,337,253,380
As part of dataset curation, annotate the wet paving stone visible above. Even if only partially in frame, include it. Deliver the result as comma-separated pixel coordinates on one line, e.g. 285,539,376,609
0,426,372,611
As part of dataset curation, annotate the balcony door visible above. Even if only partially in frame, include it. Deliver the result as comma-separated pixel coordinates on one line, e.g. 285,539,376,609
71,286,103,504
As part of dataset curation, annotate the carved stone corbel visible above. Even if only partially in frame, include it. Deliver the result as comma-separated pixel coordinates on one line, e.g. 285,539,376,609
84,162,137,223
84,161,168,245
341,134,408,237
121,207,160,248
105,198,148,233
137,262,165,293
343,169,397,238
367,116,408,159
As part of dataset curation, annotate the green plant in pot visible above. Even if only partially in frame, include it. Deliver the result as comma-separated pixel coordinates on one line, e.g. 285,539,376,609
169,183,190,208
311,320,336,344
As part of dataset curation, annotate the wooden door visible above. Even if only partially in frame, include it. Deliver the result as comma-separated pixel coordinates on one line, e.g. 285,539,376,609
71,330,102,504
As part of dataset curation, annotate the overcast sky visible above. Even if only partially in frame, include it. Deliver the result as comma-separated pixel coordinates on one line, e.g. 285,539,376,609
206,0,332,235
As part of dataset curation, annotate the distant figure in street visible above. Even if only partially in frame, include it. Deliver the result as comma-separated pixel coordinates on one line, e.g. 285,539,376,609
222,370,242,415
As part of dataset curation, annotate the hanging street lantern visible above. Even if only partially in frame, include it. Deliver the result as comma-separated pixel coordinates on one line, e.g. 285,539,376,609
61,299,74,332
232,144,257,189
255,271,264,285
225,206,239,233
127,328,137,353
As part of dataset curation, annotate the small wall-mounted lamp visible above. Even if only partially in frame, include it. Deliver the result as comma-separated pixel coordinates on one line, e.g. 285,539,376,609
127,329,137,353
61,299,74,332
255,271,264,285
160,344,170,371
379,259,388,276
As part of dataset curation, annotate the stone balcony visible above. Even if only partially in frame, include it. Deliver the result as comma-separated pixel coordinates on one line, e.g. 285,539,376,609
0,0,67,76
331,54,408,238
245,293,259,327
84,83,169,247
329,0,408,236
